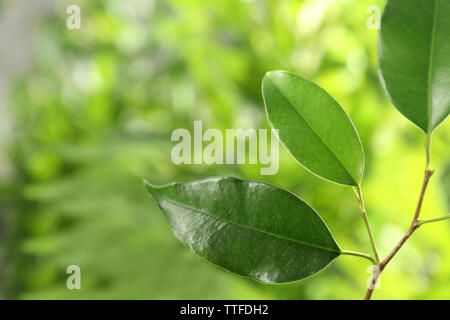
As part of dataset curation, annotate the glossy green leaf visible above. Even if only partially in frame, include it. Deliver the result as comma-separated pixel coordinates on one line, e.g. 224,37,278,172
262,70,364,186
145,177,341,283
379,0,450,132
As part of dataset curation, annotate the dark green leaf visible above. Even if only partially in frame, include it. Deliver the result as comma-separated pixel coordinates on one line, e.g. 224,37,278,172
145,177,341,283
379,0,450,132
262,70,364,186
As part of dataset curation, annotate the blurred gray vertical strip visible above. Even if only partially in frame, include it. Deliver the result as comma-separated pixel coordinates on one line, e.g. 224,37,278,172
0,0,56,299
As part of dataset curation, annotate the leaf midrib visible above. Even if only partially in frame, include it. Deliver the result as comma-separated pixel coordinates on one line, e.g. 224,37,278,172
159,195,341,254
266,75,358,184
427,0,439,132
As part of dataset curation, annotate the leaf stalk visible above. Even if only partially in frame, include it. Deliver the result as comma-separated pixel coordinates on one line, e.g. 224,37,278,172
418,214,450,226
341,250,376,265
354,185,380,264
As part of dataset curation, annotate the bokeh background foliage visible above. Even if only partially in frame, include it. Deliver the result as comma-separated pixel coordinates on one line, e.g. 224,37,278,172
0,0,449,299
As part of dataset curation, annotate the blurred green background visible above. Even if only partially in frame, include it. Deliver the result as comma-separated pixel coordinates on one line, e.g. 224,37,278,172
0,0,449,299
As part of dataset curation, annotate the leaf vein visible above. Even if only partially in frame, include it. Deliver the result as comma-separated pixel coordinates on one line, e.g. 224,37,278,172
159,195,341,254
427,0,439,131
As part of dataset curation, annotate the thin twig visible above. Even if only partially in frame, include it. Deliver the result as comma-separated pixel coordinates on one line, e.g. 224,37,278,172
365,169,434,300
364,133,435,300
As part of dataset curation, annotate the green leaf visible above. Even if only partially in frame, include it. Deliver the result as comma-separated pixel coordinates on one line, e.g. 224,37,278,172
262,70,364,186
379,0,450,132
145,176,341,283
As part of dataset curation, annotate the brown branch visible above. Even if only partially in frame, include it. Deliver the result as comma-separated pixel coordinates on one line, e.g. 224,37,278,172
365,169,434,300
